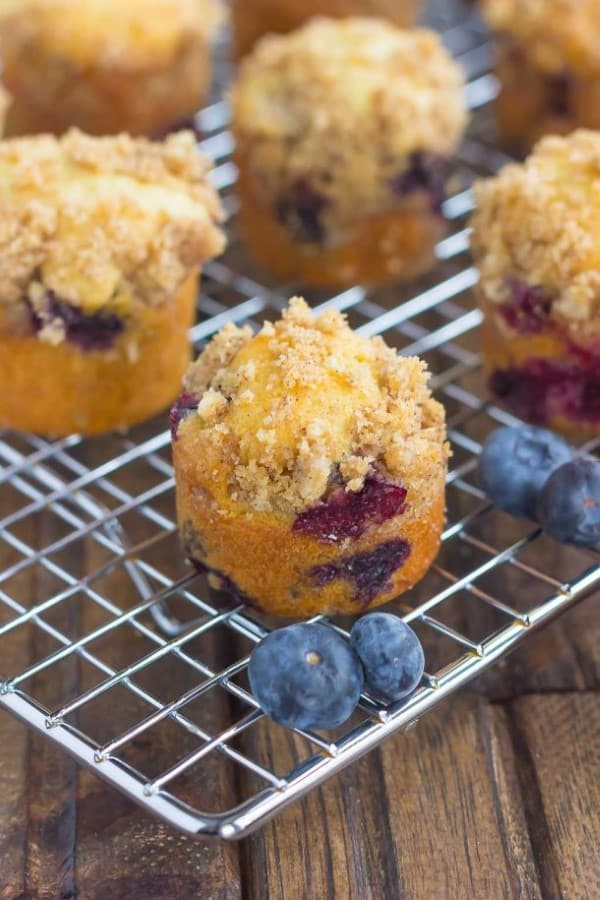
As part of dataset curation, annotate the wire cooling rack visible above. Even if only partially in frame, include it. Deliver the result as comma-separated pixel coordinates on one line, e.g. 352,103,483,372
0,2,599,840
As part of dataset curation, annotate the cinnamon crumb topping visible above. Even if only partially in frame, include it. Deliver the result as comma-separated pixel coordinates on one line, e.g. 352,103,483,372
471,130,600,331
180,297,448,515
0,129,225,313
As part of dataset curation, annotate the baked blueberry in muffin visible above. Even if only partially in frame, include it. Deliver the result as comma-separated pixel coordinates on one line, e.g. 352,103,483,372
0,129,225,436
231,18,468,288
482,0,600,149
471,130,600,439
172,297,448,617
0,0,220,137
231,0,420,60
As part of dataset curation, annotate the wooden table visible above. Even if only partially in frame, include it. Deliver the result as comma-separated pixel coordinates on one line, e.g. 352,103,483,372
0,541,598,899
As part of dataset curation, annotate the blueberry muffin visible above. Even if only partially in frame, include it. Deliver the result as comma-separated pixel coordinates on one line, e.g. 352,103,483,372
232,0,420,60
471,130,600,439
0,0,220,137
482,0,600,149
0,86,9,135
231,18,468,289
0,129,225,436
172,297,448,618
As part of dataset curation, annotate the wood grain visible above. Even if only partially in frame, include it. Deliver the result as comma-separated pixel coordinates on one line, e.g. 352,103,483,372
70,463,242,900
509,693,600,900
241,696,543,900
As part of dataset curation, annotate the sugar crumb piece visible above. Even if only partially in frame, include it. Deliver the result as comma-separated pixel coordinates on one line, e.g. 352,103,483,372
196,388,228,424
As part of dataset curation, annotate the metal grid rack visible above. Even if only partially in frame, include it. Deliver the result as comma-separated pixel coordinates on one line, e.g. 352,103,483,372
0,3,598,840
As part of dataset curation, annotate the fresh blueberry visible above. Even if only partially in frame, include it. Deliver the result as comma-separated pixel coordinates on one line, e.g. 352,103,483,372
248,623,364,731
350,612,424,701
478,425,572,518
536,457,600,547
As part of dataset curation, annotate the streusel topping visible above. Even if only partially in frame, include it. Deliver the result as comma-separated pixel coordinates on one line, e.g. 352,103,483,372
181,297,448,516
0,129,225,313
0,0,221,69
482,0,600,76
471,130,600,331
231,18,467,231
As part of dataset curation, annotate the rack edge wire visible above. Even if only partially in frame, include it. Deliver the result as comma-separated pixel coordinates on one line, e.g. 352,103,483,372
1,564,597,839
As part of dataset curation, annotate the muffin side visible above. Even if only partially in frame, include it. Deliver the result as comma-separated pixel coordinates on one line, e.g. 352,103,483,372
173,297,448,617
471,130,600,438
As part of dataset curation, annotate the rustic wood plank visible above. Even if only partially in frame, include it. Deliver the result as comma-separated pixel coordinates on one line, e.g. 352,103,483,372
241,695,542,900
0,471,80,900
70,457,242,900
0,625,29,900
19,510,81,900
509,692,600,900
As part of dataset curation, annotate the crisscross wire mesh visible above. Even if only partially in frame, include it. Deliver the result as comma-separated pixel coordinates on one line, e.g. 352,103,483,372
0,2,598,839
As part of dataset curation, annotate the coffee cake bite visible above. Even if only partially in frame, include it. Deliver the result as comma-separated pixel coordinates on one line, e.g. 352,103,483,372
482,0,600,149
0,0,220,137
232,0,420,60
230,18,468,288
0,129,225,436
172,298,448,618
471,130,600,439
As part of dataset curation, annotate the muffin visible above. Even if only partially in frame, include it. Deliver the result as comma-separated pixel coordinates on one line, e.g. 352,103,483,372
0,0,220,137
471,130,600,439
0,86,10,135
231,0,420,60
482,0,600,149
0,129,225,437
231,18,468,289
172,297,448,618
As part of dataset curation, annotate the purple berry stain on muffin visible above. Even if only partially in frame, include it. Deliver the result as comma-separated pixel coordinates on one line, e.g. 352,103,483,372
490,358,600,425
545,72,572,117
29,291,124,351
310,539,411,607
293,474,408,544
391,152,449,213
498,281,553,335
170,392,199,440
275,177,329,244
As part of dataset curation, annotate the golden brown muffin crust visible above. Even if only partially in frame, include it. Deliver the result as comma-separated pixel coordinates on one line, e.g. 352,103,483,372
231,18,467,233
482,0,600,76
0,129,225,316
181,297,448,516
471,130,600,334
0,0,222,70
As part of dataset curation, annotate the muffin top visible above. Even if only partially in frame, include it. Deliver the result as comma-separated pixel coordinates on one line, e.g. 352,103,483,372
482,0,600,76
0,0,220,69
471,130,600,333
231,18,467,230
0,129,225,316
177,297,447,517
